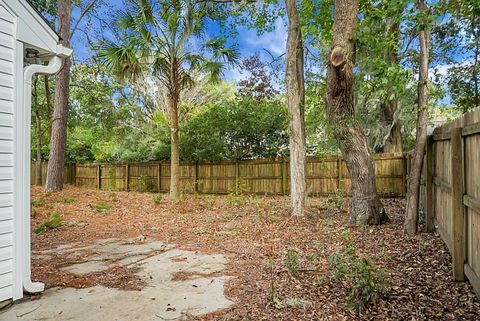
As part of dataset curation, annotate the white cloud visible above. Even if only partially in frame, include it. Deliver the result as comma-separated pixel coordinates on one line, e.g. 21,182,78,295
430,59,474,78
242,18,287,57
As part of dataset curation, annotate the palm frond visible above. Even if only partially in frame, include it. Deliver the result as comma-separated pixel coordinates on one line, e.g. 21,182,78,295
99,42,143,80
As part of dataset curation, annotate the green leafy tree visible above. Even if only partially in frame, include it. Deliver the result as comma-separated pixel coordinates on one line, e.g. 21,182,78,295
181,99,289,160
99,0,238,199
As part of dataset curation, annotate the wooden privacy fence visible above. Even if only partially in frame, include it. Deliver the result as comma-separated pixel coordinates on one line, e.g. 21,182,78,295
32,153,407,196
30,162,75,186
424,107,480,296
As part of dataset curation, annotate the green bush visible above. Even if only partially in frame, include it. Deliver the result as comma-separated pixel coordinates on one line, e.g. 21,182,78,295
328,229,389,312
34,212,63,234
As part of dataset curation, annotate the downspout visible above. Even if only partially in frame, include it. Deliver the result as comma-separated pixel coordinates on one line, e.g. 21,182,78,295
22,44,72,293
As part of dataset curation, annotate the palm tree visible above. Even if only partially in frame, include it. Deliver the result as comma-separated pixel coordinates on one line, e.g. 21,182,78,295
99,0,238,200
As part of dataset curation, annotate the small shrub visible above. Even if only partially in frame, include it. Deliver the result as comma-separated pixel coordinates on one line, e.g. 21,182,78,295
34,212,63,234
90,202,110,212
328,229,389,312
136,175,157,193
153,194,163,204
328,190,346,211
283,248,299,276
228,178,248,196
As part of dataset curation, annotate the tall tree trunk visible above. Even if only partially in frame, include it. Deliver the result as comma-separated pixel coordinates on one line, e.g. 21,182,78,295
33,77,43,186
383,21,403,154
45,0,71,192
169,93,180,200
404,0,430,235
326,0,388,225
285,0,307,217
473,15,479,110
44,74,53,138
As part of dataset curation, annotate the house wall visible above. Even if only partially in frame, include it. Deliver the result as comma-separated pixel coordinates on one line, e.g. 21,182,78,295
0,2,17,302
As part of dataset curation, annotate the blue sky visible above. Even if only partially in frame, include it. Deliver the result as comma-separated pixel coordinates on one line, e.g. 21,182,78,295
70,0,288,83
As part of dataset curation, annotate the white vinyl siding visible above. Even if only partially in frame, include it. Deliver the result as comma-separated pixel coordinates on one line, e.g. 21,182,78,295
0,3,15,303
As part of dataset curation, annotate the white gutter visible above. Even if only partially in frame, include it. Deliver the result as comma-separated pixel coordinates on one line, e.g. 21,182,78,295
22,44,72,293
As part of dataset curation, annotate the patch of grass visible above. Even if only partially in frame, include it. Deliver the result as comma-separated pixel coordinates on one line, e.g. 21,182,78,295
89,202,111,212
328,229,389,312
34,212,63,234
31,197,46,207
62,197,78,204
153,194,163,204
31,208,38,219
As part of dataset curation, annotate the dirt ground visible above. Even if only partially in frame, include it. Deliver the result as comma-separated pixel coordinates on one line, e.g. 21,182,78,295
21,186,480,320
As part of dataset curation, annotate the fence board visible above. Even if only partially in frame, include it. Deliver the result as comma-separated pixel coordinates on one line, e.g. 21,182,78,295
426,106,480,295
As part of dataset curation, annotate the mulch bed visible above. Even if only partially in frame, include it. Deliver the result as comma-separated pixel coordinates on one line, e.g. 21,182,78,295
30,186,480,320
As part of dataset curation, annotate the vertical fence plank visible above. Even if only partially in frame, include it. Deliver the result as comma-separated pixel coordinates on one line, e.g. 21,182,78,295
426,135,435,232
235,160,239,194
282,158,287,195
337,157,342,192
194,161,199,193
451,127,465,281
97,165,101,190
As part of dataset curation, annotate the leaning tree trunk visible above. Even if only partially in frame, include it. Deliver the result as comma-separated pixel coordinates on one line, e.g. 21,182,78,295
404,0,430,235
326,0,388,225
168,92,181,201
383,21,403,154
45,0,71,192
285,0,307,217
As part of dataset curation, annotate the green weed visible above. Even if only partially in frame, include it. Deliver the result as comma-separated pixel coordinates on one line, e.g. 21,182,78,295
328,229,389,312
153,194,163,204
328,190,346,211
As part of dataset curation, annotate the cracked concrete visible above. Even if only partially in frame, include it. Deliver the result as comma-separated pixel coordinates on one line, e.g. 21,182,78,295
0,239,233,321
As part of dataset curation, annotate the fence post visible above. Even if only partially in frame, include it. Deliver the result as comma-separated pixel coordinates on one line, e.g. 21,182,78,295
451,127,465,281
97,165,101,190
125,164,130,192
72,163,76,185
425,136,435,232
157,163,161,192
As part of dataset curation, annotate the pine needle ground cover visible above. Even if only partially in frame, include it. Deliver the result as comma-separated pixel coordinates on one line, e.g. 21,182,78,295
30,186,480,320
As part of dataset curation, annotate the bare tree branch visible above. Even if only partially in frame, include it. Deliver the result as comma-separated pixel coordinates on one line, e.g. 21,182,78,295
70,0,99,39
